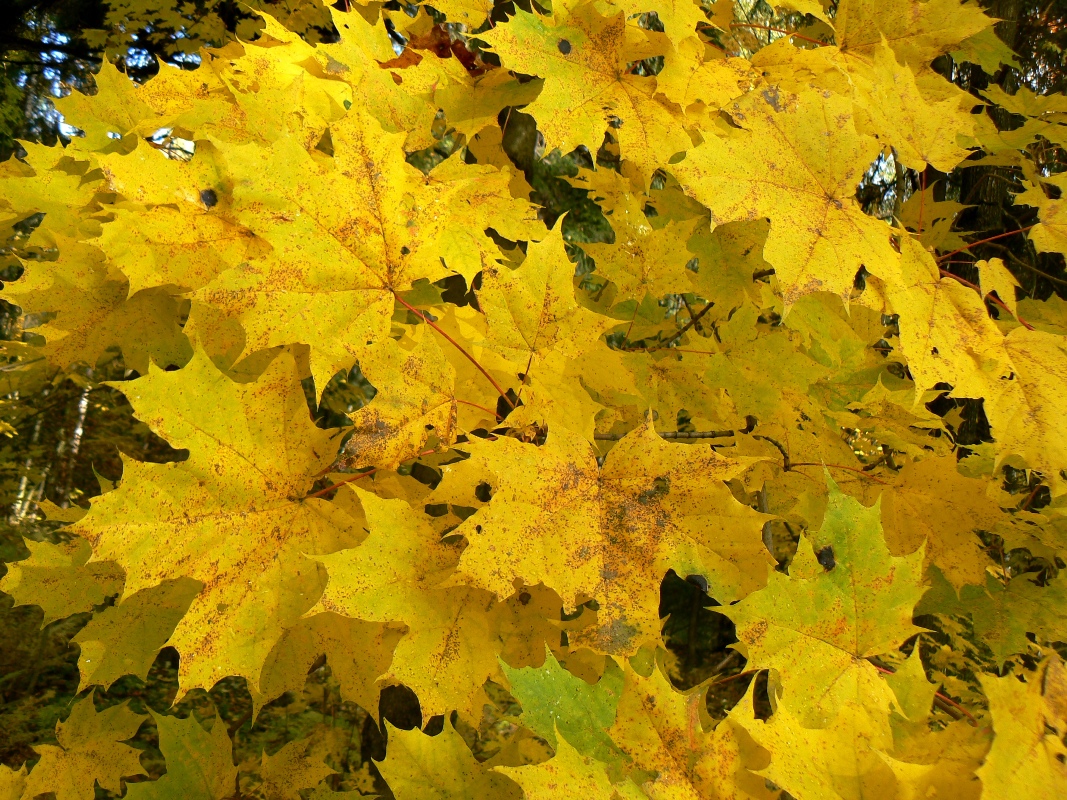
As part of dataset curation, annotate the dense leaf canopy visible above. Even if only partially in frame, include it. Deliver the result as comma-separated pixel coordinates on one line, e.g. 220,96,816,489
2,0,1067,798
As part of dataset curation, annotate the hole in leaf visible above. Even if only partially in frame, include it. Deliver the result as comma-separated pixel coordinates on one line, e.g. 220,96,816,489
379,684,422,732
816,546,835,570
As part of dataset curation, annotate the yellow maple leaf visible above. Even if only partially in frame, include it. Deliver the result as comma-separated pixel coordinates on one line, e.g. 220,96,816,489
311,486,512,716
656,38,757,112
22,695,146,800
259,612,403,719
378,718,521,800
856,455,1004,589
480,3,691,179
5,238,193,373
977,657,1067,797
855,42,976,173
340,333,458,471
729,686,899,800
0,537,123,625
479,224,614,368
671,89,899,308
835,0,993,70
253,740,335,800
194,108,534,391
443,421,770,655
70,349,362,697
494,733,629,800
607,663,776,800
72,577,201,691
95,205,264,295
989,327,1067,495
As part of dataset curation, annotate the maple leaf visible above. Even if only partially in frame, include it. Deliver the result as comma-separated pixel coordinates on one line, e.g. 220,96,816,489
478,224,614,365
834,0,994,69
670,89,899,308
72,577,201,691
977,657,1067,796
5,238,193,374
494,734,637,800
480,3,691,179
126,712,237,800
0,144,102,245
428,0,497,26
0,537,123,625
443,421,771,655
606,0,710,44
258,612,403,719
729,686,899,800
854,42,976,173
432,62,542,139
855,455,1004,589
888,236,1006,402
253,740,335,800
500,647,625,763
606,662,776,800
21,695,146,800
656,38,756,112
1,766,26,800
717,479,926,725
54,60,232,152
94,205,264,295
340,334,458,471
194,108,535,390
70,349,362,697
310,486,508,717
988,327,1067,494
977,258,1021,318
317,6,443,150
920,568,1067,664
377,718,522,800
582,217,697,301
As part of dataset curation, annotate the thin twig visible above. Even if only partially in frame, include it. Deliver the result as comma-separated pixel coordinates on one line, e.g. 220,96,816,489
870,662,978,726
935,225,1037,262
516,352,535,402
937,268,1035,331
628,301,713,353
1020,484,1043,511
622,303,640,344
622,346,719,355
457,398,502,420
706,669,756,689
789,462,891,485
917,169,926,236
305,448,438,499
394,293,516,408
593,429,734,441
995,250,1067,286
729,23,827,47
0,358,45,373
680,296,705,333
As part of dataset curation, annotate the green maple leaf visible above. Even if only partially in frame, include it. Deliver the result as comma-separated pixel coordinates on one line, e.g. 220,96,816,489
718,478,926,726
127,711,237,800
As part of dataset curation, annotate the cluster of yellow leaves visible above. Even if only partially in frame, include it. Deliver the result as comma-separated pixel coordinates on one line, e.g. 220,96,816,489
4,0,1067,798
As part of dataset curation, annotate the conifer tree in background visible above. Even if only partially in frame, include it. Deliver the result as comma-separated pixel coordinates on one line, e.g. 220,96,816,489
2,0,1067,797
